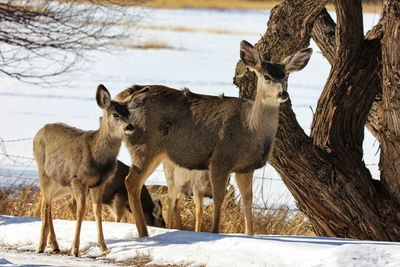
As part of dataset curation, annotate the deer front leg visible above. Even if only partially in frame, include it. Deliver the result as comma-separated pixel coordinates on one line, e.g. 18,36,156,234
90,182,107,252
71,180,87,257
125,166,149,237
209,164,230,233
235,171,254,235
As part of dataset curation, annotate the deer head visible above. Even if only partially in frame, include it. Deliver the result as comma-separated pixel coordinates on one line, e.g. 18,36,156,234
96,84,134,136
240,40,312,104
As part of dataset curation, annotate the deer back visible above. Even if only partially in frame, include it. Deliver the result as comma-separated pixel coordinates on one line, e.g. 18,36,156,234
120,85,259,171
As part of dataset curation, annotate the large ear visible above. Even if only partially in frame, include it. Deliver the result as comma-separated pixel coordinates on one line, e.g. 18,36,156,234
282,48,312,73
128,89,150,110
240,40,262,70
96,84,111,109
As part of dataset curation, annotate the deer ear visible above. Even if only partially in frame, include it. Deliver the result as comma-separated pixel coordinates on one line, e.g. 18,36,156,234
283,48,312,73
128,90,149,110
240,40,262,70
96,84,111,109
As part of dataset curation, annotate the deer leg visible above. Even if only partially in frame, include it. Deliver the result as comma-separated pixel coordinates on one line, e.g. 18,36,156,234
235,171,254,235
71,180,87,257
209,165,230,234
120,213,128,223
174,193,182,230
38,194,50,253
90,182,107,252
163,159,176,229
126,156,163,237
47,204,60,253
193,188,204,232
166,189,177,229
68,197,77,220
112,197,125,223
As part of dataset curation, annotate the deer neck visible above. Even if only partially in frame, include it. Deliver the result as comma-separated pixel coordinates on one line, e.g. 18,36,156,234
248,80,280,138
91,119,122,164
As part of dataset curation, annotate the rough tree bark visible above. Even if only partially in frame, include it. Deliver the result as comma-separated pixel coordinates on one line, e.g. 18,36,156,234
233,0,400,240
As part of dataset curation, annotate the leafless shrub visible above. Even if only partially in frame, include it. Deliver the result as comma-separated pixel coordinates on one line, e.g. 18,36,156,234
0,0,144,85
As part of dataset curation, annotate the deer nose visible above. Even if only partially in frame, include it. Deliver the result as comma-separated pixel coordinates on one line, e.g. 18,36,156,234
279,91,289,102
124,124,134,134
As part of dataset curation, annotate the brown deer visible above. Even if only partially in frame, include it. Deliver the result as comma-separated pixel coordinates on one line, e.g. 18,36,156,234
162,158,212,231
68,160,165,227
117,40,312,237
33,84,134,256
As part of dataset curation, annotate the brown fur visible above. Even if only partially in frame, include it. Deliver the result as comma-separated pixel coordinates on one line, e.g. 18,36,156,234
68,160,165,227
33,85,134,256
117,41,312,237
162,158,212,232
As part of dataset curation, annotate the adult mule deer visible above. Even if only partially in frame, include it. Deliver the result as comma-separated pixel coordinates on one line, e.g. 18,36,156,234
33,84,134,256
118,40,312,237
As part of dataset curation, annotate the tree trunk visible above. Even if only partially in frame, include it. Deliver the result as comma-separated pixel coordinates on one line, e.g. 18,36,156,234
234,0,400,240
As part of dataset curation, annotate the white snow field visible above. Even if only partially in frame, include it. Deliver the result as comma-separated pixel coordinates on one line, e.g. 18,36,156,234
0,6,392,267
1,215,400,267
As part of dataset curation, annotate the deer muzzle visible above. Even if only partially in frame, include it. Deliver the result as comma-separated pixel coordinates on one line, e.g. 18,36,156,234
278,91,289,102
124,124,134,135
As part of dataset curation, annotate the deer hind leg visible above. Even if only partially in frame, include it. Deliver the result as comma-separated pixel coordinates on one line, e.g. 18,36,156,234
126,154,164,237
38,175,61,253
47,204,60,253
235,171,254,235
71,179,87,257
90,182,107,252
209,164,230,233
193,188,204,232
38,193,50,253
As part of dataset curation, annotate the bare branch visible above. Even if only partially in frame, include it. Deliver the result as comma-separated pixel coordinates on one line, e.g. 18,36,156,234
0,0,143,84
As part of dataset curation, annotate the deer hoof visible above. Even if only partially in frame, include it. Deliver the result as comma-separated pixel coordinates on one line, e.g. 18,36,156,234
37,250,44,254
53,248,61,253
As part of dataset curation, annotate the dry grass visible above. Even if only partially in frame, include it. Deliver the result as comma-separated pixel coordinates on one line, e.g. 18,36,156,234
0,182,314,236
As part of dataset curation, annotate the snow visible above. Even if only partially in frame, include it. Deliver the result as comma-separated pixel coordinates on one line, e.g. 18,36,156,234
1,215,400,267
0,6,392,267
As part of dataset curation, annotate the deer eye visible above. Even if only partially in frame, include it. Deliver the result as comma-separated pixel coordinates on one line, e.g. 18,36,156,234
112,113,119,118
264,75,271,81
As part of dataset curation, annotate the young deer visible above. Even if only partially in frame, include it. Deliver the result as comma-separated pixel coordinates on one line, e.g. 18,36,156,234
68,160,165,227
117,40,312,237
33,84,134,256
162,158,212,232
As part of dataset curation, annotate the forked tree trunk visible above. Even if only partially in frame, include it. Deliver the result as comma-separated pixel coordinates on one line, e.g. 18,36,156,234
233,0,400,240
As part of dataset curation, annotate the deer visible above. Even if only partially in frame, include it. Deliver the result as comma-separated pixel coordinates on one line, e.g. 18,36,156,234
117,40,312,237
33,84,135,257
68,160,165,227
162,158,212,231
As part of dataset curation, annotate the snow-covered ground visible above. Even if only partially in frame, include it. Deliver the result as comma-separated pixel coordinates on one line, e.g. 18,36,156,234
1,215,400,267
0,6,392,266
